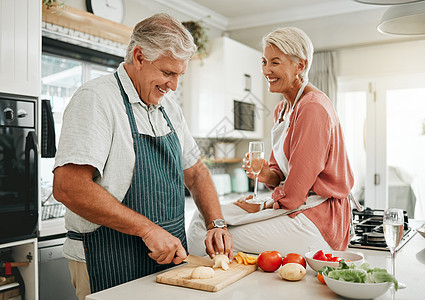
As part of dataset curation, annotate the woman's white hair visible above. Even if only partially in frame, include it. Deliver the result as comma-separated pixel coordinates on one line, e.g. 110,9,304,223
262,27,314,81
125,13,197,63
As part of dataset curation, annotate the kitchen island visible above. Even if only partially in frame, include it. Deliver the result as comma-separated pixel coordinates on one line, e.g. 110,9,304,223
87,221,425,300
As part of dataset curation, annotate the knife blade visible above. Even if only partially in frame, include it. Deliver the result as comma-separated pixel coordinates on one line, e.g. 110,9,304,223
182,254,214,267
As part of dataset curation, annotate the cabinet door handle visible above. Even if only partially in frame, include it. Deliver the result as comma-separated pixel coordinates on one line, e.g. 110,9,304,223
244,74,251,91
1,261,29,267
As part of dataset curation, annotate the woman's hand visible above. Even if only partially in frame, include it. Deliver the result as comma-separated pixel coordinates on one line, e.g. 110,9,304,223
233,195,276,213
242,152,274,184
233,195,262,213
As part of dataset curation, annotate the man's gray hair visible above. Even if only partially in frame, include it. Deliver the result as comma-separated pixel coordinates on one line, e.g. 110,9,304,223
262,27,314,81
125,13,197,63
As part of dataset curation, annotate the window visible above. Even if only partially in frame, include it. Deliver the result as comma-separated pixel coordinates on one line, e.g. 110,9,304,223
40,44,119,203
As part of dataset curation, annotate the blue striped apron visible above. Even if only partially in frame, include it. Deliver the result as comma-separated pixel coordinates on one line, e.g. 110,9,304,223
67,72,186,293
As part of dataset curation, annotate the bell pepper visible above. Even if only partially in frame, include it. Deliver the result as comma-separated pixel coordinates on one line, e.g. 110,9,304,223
312,250,327,261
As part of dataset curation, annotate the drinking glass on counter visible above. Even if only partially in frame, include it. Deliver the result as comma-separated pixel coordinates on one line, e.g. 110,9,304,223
383,208,404,283
247,141,264,204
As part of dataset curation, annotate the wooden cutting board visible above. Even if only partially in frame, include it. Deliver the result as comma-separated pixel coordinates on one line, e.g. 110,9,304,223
156,255,257,292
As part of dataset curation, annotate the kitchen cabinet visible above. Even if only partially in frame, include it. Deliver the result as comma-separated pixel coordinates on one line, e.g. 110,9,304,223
182,36,264,139
0,0,41,97
0,238,38,300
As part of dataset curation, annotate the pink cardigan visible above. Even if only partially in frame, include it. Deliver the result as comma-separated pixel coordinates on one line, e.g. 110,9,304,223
269,91,354,250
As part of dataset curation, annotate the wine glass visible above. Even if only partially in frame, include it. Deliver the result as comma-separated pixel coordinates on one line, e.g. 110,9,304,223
248,141,264,204
383,208,404,287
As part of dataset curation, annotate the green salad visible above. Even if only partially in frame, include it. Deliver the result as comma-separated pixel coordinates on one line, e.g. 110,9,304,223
318,260,398,290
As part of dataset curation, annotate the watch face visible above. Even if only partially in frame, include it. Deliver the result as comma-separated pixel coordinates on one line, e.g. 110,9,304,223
86,0,124,24
214,219,226,228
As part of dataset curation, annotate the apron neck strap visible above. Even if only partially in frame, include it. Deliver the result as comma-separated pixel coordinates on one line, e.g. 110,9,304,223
291,79,308,113
278,80,309,122
114,72,175,133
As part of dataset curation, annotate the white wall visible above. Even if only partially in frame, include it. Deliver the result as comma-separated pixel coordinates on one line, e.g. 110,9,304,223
336,39,425,79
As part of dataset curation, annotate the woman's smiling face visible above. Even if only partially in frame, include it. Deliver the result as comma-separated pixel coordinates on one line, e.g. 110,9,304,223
261,44,300,94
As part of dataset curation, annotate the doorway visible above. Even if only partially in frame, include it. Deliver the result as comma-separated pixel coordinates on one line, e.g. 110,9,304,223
337,75,425,218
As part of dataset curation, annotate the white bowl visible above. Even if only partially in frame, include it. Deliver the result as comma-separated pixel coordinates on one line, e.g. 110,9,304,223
324,275,391,299
417,227,425,239
304,250,364,272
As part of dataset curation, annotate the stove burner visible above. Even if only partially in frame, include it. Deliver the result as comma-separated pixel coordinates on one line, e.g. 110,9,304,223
363,232,385,243
349,207,415,252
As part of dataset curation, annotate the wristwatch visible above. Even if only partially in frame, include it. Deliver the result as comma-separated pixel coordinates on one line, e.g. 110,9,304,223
207,219,227,230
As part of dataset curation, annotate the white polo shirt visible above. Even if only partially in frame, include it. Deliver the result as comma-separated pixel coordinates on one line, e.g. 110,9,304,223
54,63,200,261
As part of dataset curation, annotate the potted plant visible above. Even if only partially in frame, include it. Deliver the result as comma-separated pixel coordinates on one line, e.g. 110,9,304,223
43,0,66,11
182,20,209,59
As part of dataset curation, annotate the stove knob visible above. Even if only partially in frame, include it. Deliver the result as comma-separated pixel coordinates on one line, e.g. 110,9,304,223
17,108,28,118
3,107,14,121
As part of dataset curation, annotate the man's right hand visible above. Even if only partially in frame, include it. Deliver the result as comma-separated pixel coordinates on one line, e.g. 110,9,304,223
143,225,187,265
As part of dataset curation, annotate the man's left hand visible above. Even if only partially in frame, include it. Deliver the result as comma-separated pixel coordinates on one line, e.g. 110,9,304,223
204,228,233,261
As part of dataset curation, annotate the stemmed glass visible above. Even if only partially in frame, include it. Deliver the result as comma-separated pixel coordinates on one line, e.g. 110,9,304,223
247,141,264,204
383,208,404,287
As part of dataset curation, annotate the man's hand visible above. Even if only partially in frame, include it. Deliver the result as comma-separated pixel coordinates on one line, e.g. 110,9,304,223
143,225,187,265
204,228,233,261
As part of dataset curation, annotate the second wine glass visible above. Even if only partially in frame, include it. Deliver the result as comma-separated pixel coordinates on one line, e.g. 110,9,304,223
248,141,264,204
383,208,404,287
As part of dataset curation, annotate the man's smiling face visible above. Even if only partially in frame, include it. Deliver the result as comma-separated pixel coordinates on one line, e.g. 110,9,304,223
133,48,187,106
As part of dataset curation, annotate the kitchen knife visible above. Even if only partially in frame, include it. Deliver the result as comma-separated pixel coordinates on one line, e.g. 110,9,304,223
182,254,214,267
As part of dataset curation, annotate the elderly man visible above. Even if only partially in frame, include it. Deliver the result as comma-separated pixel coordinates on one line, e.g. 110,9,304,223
53,13,233,299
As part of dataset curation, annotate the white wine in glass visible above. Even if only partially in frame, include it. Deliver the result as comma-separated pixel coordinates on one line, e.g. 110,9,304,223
383,208,404,285
248,141,264,204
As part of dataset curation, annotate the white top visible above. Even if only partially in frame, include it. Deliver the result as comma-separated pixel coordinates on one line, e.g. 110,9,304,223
54,63,200,261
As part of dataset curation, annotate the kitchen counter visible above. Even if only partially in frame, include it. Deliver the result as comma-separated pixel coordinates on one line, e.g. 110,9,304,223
39,217,66,237
87,221,425,300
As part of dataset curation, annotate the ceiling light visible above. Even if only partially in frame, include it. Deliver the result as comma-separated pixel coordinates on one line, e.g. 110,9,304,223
377,1,425,35
354,0,423,4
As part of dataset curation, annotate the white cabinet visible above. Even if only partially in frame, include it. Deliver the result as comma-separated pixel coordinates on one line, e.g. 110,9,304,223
0,238,38,300
0,0,41,97
182,37,264,139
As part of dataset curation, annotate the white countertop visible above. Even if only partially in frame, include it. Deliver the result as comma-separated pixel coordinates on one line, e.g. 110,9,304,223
87,221,425,300
39,217,66,237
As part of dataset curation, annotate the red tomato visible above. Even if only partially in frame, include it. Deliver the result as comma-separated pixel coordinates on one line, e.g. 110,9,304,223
281,253,306,269
257,251,282,272
312,250,327,261
317,273,326,284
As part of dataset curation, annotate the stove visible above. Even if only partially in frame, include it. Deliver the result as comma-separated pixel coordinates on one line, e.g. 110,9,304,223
348,208,416,252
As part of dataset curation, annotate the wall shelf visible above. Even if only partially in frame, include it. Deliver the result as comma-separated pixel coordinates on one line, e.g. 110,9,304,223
42,3,132,45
